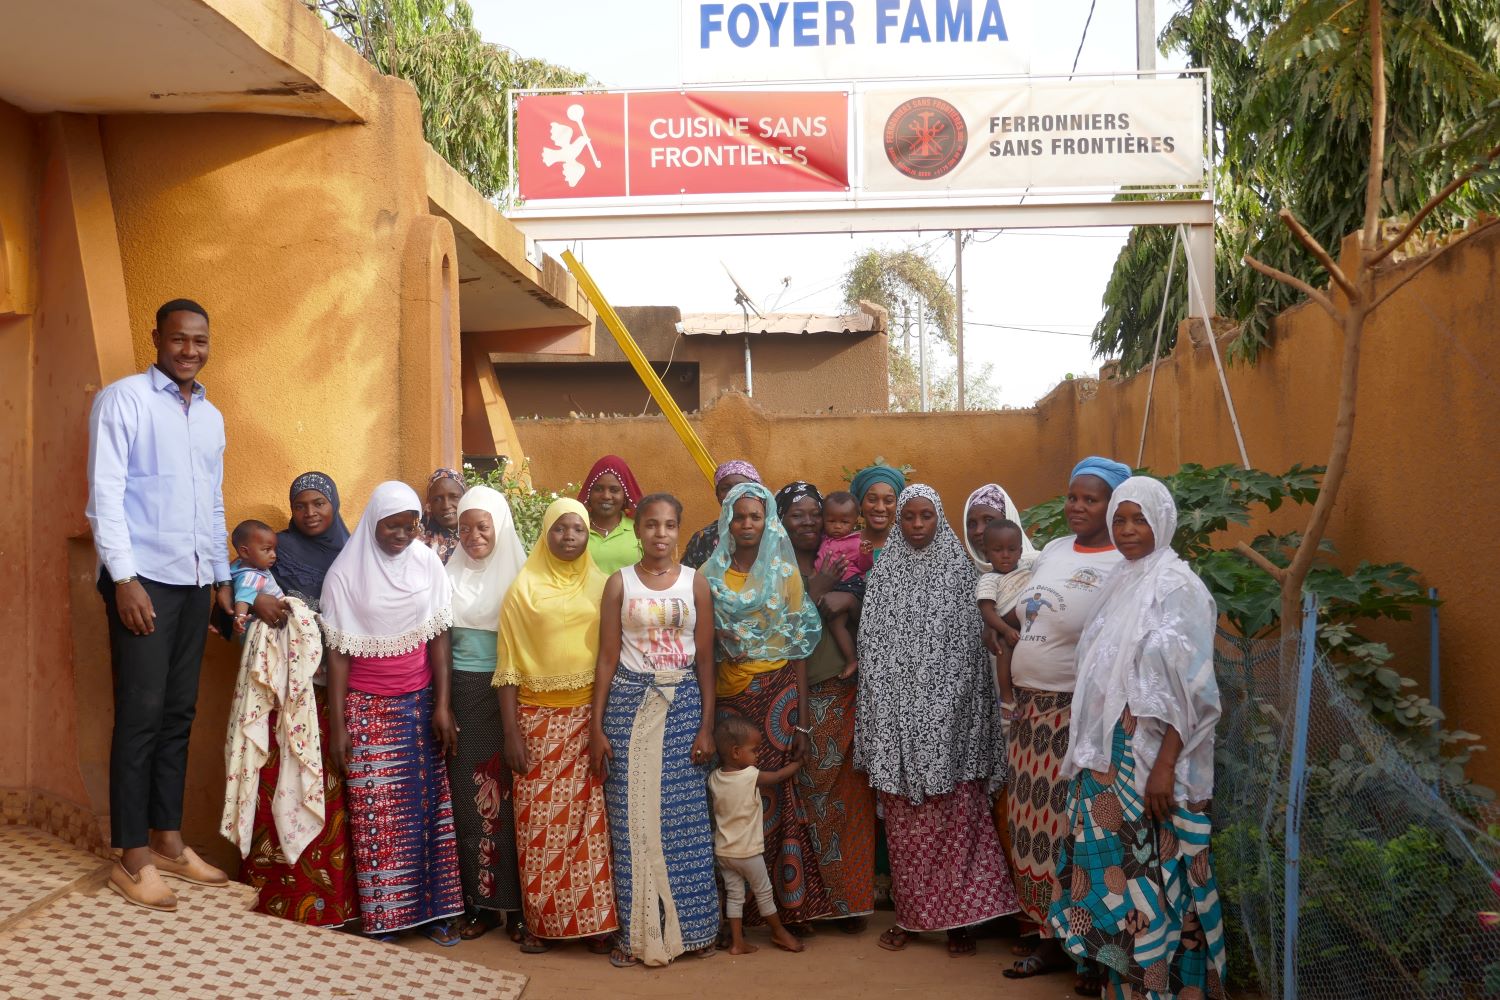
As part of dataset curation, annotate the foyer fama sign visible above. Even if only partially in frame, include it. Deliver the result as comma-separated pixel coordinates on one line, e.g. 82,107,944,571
680,0,1032,83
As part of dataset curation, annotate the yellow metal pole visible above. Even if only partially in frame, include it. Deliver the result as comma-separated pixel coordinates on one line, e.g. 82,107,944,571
562,250,718,486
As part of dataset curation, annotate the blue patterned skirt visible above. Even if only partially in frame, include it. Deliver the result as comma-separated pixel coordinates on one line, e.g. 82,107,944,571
603,667,720,964
1047,713,1227,1000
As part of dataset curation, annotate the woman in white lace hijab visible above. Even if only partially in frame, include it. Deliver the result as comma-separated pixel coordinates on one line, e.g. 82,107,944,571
1047,476,1228,999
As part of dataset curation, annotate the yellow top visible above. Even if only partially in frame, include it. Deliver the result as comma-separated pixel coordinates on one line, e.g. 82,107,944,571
493,498,605,707
715,568,787,698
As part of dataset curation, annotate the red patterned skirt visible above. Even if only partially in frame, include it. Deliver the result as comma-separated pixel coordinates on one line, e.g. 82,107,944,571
239,688,358,926
1005,687,1074,934
880,781,1018,932
797,674,875,918
513,703,619,940
716,666,834,925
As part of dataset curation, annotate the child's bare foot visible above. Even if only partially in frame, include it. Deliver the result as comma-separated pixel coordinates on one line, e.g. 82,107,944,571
838,659,858,680
727,939,759,955
770,925,804,953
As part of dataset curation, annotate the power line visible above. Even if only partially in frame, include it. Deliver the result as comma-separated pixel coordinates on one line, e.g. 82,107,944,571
964,319,1096,338
1069,0,1100,77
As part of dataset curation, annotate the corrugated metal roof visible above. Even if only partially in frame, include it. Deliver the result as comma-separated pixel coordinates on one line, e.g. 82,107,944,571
681,311,881,336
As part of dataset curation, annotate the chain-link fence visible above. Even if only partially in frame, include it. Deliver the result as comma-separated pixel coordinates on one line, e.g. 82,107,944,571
1214,628,1500,998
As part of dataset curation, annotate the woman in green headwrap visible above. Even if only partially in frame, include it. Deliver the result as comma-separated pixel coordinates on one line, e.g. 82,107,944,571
850,463,906,571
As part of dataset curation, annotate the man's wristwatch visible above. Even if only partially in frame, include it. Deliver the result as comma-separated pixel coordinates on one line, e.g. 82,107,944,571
114,576,137,586
215,580,232,590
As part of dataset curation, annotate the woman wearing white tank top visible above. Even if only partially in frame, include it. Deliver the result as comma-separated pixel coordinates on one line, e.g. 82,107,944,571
589,493,720,968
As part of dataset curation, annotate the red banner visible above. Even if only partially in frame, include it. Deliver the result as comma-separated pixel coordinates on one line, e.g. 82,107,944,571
516,90,848,202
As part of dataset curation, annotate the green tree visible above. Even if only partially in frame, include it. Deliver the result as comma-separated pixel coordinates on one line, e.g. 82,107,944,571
305,0,590,198
1094,0,1500,373
841,246,1000,411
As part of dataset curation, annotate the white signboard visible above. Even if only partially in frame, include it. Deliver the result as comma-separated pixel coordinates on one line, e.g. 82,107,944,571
861,78,1204,191
680,0,1032,84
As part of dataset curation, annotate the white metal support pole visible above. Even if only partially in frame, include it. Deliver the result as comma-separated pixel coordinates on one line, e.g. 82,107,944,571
1180,225,1249,467
918,302,929,413
954,230,966,411
1137,226,1182,467
1185,223,1215,320
1137,0,1156,75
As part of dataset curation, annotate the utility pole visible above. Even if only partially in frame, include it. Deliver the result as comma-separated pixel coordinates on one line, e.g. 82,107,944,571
1136,0,1155,76
918,300,929,413
901,299,911,355
953,230,965,411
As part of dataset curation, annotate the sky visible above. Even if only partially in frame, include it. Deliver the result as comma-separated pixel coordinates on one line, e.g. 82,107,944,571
469,0,1189,407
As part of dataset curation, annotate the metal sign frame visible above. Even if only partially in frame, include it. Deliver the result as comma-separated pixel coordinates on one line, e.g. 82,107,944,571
504,68,1215,316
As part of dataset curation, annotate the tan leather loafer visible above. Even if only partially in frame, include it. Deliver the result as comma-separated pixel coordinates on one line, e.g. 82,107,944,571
108,862,178,911
149,846,230,886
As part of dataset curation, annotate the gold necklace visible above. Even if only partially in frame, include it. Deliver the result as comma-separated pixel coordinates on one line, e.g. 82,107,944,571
637,562,676,577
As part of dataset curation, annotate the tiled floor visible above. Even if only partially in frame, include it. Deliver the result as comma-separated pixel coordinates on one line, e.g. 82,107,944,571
0,828,527,1000
0,826,108,927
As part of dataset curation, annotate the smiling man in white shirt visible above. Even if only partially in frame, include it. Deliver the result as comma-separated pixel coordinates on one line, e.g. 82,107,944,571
86,298,237,911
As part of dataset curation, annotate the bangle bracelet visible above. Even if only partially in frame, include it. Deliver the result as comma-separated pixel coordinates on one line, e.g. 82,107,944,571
793,725,812,735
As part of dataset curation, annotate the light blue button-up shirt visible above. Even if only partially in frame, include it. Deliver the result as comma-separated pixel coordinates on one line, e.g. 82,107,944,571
85,366,230,587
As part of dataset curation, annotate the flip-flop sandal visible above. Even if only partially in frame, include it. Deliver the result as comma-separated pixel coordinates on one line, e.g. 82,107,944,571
689,943,718,959
507,915,526,944
610,946,639,968
1003,954,1058,979
877,926,913,952
838,916,868,934
946,930,977,957
519,931,551,954
585,935,614,955
424,919,461,948
459,911,501,940
368,932,400,944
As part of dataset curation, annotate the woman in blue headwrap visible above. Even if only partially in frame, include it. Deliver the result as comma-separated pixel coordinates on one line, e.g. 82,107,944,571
241,471,357,927
1003,457,1130,994
706,481,834,929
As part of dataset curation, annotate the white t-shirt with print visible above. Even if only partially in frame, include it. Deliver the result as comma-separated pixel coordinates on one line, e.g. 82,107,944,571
1009,536,1124,692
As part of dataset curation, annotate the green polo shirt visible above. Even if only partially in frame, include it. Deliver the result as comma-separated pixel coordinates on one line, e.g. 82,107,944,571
588,516,643,576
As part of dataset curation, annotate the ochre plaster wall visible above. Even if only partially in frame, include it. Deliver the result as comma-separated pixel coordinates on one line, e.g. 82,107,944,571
515,222,1500,788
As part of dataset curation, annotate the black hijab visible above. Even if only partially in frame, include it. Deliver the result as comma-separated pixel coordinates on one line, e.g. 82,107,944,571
272,471,350,604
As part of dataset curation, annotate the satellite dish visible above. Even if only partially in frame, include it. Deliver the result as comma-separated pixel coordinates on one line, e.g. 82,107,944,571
721,262,764,318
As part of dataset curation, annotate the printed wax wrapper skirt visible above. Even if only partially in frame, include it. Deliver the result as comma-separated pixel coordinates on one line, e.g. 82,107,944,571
344,685,464,934
513,703,620,940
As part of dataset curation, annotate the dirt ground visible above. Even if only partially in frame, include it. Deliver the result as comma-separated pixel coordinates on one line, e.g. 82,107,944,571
403,921,1085,1000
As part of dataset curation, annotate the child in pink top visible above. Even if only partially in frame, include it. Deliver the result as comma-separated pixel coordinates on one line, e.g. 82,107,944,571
815,491,871,671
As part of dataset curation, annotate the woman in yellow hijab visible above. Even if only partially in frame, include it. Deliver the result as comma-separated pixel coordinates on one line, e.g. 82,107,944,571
494,499,618,955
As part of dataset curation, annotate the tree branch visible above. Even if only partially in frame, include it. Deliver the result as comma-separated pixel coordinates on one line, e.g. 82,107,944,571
1278,209,1357,299
1235,541,1287,583
1361,0,1386,249
1243,254,1344,323
1368,140,1500,267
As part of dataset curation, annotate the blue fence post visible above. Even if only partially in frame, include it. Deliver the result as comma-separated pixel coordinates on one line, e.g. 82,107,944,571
1429,586,1441,712
1282,591,1319,1000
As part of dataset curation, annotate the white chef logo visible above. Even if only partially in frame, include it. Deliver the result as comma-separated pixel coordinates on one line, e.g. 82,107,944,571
540,103,602,188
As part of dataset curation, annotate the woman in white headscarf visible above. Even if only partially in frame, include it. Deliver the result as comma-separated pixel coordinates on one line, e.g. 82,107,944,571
444,485,527,941
1047,476,1227,1000
321,480,463,944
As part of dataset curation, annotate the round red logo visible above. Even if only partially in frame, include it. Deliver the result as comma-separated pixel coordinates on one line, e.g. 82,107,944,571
883,97,968,180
